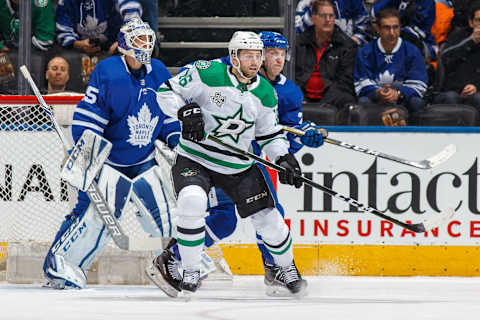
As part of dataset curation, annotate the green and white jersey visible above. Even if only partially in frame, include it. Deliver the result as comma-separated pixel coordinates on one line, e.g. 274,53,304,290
156,60,289,175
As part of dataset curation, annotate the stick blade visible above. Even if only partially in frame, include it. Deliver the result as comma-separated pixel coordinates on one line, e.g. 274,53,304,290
425,144,456,169
127,236,163,251
422,208,456,232
19,65,30,78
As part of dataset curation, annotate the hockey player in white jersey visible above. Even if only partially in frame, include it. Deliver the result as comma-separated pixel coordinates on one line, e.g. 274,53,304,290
153,31,308,296
153,31,324,297
42,18,180,289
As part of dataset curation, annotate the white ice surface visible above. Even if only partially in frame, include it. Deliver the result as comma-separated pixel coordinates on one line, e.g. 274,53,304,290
2,276,480,320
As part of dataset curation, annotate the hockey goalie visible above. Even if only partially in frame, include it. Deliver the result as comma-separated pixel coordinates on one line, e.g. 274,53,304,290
42,18,229,290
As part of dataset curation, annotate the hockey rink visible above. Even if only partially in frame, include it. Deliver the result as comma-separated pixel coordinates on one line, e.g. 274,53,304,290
2,276,480,320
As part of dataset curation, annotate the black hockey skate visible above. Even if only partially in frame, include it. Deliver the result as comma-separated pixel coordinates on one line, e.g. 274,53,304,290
180,269,201,293
145,249,182,298
266,260,307,297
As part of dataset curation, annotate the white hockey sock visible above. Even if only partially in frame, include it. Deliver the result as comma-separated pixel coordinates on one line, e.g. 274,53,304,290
250,207,293,267
176,185,207,271
177,216,205,271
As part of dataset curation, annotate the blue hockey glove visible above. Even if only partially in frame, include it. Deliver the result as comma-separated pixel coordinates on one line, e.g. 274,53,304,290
178,103,204,142
298,121,325,148
275,153,303,188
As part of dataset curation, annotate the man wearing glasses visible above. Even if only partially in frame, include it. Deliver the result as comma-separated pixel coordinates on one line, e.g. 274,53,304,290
295,0,358,110
353,7,428,115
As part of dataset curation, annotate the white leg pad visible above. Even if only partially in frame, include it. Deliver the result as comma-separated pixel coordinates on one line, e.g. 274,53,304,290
131,166,177,238
45,254,87,289
51,164,132,270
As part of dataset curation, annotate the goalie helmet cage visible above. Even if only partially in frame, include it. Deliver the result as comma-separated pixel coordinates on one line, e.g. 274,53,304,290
0,95,231,285
0,96,156,284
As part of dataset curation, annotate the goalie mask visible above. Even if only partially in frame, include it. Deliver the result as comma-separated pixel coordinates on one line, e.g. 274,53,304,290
117,18,156,64
228,31,264,80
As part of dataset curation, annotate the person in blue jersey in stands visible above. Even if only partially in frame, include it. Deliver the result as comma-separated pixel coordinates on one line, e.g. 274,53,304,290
149,31,326,297
295,0,371,45
41,18,180,289
56,0,142,56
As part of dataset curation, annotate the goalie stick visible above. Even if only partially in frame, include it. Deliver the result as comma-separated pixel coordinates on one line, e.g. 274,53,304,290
207,134,455,233
20,65,161,251
283,126,456,170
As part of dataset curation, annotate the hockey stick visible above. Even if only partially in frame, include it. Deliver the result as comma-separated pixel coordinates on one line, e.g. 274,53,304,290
20,65,161,251
283,126,456,170
207,134,454,233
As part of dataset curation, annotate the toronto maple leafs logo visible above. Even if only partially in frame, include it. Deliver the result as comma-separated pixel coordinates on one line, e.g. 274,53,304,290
212,106,254,143
211,92,226,107
127,103,159,148
77,16,108,43
376,70,395,86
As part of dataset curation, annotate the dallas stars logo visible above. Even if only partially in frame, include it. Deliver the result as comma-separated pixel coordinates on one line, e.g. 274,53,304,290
212,106,254,143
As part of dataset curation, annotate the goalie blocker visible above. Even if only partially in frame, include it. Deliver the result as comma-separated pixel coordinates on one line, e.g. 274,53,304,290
62,130,112,192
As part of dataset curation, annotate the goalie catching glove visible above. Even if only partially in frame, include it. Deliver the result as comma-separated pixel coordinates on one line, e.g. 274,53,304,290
178,102,204,142
275,153,303,188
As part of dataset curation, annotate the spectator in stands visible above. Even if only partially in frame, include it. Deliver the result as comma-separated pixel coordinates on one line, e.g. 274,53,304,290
45,56,70,94
55,0,142,56
371,0,437,62
138,0,158,35
434,1,480,110
450,0,473,32
295,0,357,109
354,8,428,113
431,0,454,48
295,0,371,45
138,0,160,57
0,0,55,52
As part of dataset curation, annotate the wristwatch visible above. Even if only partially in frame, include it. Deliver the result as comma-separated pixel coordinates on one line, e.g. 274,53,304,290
397,90,404,102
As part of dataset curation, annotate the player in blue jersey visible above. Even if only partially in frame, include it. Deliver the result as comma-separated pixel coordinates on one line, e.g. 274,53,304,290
41,18,180,289
149,31,326,297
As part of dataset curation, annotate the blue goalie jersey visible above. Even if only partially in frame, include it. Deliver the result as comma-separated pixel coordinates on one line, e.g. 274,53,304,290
72,55,180,167
354,38,428,100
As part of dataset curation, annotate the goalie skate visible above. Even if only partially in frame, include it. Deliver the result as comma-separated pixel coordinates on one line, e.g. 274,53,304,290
145,250,182,298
